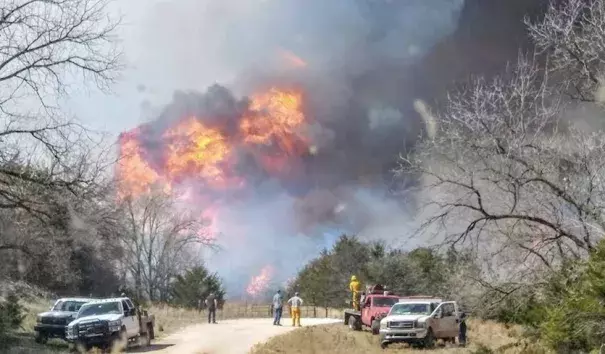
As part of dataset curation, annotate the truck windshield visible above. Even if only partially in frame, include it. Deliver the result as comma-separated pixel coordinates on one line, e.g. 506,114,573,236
390,303,431,315
373,297,399,307
52,300,88,312
77,302,121,318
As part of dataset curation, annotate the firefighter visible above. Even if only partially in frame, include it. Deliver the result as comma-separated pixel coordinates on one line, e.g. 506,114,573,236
349,275,361,311
287,292,303,327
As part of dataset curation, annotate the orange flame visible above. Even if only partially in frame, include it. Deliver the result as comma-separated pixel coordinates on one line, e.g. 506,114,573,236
164,118,232,188
246,265,274,297
116,130,162,199
240,88,306,155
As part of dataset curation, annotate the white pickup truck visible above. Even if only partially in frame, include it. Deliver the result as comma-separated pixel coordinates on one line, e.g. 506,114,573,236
65,297,155,351
379,298,460,349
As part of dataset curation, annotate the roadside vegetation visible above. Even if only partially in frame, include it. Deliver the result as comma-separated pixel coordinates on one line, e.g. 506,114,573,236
250,320,545,354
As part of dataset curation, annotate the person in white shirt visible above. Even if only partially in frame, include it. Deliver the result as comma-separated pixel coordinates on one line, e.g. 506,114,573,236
287,292,303,327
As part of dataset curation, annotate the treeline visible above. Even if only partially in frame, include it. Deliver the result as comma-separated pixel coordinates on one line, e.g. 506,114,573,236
288,235,480,310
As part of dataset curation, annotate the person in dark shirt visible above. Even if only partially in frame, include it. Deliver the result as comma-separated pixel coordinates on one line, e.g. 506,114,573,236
458,312,467,346
205,293,218,324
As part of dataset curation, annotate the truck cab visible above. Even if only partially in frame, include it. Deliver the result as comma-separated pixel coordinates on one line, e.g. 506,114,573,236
379,298,460,349
360,294,401,333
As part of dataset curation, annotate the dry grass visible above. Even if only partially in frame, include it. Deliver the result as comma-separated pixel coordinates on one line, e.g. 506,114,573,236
250,319,552,354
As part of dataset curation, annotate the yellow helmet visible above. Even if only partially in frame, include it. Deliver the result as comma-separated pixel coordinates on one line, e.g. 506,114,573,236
351,275,357,281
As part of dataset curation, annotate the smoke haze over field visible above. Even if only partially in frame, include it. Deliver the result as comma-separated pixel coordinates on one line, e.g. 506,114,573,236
117,0,554,297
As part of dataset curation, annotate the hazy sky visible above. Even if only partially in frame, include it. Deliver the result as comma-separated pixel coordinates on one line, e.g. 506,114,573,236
64,0,243,136
62,0,464,138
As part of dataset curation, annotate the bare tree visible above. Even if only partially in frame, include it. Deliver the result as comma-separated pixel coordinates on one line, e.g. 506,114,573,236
0,0,122,292
0,0,122,219
119,192,214,301
526,0,605,101
398,56,605,292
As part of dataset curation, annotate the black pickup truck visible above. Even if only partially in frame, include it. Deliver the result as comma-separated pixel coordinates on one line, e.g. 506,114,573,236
34,298,93,343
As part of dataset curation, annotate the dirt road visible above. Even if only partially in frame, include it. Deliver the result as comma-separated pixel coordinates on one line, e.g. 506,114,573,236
145,318,340,354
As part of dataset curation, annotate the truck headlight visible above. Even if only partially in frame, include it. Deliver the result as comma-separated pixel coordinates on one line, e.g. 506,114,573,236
108,320,121,331
380,321,387,329
416,321,427,328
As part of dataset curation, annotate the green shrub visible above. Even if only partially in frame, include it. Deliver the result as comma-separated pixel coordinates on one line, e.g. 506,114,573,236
0,294,26,340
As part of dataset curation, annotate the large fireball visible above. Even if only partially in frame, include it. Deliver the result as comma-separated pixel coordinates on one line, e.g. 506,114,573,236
115,87,310,296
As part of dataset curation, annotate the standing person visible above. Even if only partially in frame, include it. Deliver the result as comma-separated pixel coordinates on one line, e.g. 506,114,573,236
205,292,218,324
272,290,284,326
349,275,361,311
458,312,467,346
287,292,303,327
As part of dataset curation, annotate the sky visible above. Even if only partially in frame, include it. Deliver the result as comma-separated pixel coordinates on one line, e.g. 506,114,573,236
62,0,237,136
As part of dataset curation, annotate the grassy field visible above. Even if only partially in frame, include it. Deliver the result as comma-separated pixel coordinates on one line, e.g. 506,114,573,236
250,320,552,354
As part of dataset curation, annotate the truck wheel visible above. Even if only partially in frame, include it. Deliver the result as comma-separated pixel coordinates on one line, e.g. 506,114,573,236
34,331,48,344
111,327,128,352
423,328,435,349
371,319,380,335
348,316,361,331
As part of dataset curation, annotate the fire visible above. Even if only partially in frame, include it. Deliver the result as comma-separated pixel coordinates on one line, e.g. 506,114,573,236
116,86,312,294
246,265,274,297
240,88,308,159
164,118,232,188
278,49,307,68
116,130,161,199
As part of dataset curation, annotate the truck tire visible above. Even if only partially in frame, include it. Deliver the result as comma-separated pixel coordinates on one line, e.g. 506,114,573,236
423,328,435,349
348,316,362,331
111,327,128,352
371,319,380,335
34,331,48,344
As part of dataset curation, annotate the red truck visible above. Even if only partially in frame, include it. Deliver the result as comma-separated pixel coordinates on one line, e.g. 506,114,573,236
344,284,401,335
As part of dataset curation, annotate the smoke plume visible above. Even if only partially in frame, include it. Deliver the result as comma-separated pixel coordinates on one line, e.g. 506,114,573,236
119,0,553,297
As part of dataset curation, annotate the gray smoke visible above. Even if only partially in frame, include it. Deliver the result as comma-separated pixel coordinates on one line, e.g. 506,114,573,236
125,0,553,297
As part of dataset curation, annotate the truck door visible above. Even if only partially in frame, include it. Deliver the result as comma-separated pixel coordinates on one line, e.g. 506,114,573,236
439,302,458,338
121,300,138,337
429,303,443,337
361,297,372,326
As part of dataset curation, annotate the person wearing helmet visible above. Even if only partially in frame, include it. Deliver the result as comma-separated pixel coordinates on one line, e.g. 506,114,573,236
349,275,361,311
287,292,304,327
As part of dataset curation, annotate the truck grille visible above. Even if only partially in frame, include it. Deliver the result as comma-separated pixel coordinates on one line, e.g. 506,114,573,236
41,317,69,325
389,321,414,328
76,321,108,337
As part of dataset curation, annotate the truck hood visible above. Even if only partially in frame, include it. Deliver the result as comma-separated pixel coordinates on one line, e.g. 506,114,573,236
68,313,123,327
382,314,430,322
38,310,78,318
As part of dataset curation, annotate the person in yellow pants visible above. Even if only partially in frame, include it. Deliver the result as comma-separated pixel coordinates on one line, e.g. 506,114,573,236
349,275,361,311
287,292,303,327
